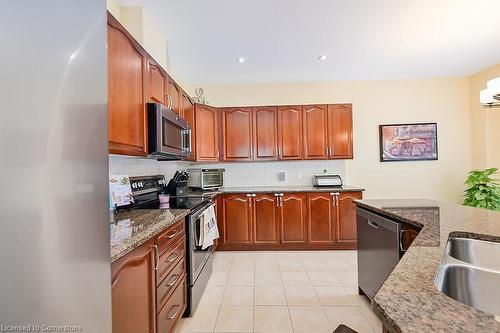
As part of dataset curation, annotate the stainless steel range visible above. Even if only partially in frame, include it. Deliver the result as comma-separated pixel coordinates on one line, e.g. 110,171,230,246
127,175,215,317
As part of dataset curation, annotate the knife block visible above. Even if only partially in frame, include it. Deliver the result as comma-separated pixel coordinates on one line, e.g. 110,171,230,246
166,179,188,197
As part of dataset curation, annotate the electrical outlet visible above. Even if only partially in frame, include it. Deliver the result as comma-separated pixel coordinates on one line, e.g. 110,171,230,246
278,172,286,181
297,172,302,180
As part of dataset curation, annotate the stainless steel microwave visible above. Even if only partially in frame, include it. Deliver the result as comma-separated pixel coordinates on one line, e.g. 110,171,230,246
187,168,225,190
147,103,191,160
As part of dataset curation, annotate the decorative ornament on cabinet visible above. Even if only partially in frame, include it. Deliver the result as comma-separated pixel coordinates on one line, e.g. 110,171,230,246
193,88,209,105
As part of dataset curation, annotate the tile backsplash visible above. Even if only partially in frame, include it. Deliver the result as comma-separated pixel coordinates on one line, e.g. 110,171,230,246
197,160,345,187
109,155,193,180
109,155,345,187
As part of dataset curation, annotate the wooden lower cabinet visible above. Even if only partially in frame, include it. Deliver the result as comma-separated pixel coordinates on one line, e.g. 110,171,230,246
111,218,187,333
280,193,307,244
336,192,363,247
219,194,253,244
307,193,336,244
253,194,280,244
216,191,362,250
111,239,156,333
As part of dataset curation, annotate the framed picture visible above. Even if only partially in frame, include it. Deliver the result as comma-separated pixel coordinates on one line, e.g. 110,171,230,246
379,123,438,162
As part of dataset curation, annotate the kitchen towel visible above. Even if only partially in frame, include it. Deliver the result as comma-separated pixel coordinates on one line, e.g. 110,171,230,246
199,204,219,250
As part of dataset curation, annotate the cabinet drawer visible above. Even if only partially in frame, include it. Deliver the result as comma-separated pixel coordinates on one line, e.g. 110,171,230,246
157,237,185,284
157,276,186,333
157,257,185,310
157,219,185,256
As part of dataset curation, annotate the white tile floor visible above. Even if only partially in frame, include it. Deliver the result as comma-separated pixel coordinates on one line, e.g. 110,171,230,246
175,251,382,333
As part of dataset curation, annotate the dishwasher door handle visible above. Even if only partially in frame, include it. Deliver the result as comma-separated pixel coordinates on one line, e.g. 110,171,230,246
367,220,379,229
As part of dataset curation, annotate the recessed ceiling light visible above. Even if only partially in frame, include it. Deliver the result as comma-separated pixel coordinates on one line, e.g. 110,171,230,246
237,57,246,64
318,55,328,61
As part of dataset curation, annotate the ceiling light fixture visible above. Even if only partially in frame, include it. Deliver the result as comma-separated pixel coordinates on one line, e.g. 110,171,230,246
237,57,246,64
480,77,500,108
318,55,328,61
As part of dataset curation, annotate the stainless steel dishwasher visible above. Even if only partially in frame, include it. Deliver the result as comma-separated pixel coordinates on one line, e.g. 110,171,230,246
357,207,403,299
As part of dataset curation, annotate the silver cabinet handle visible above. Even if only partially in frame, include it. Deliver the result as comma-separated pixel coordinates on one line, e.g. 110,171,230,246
166,229,178,239
165,305,181,320
165,252,180,263
336,195,339,206
246,193,252,197
165,274,180,287
152,245,159,271
280,196,283,207
325,147,328,156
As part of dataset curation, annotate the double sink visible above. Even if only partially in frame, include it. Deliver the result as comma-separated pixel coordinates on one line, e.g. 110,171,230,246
435,237,500,316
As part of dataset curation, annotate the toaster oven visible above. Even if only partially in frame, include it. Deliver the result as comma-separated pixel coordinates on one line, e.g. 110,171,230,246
187,169,225,190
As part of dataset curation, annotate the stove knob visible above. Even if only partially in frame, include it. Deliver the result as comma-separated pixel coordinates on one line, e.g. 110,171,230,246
131,182,136,189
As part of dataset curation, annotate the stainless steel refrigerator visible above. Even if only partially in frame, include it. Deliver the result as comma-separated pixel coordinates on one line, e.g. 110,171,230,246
0,1,111,332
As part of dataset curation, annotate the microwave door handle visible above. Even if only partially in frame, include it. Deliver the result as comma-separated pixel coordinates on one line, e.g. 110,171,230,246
156,107,163,152
186,128,192,153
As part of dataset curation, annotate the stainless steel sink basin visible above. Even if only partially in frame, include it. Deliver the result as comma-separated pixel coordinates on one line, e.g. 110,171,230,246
436,264,500,316
446,237,500,272
436,237,500,316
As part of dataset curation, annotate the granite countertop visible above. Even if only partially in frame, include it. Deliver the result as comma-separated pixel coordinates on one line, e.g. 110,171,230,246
220,185,364,193
355,199,500,333
110,208,190,263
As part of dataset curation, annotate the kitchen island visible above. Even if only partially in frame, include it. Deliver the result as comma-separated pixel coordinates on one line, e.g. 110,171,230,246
355,199,500,333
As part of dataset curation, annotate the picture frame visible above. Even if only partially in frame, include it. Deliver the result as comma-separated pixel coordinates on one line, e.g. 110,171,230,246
379,122,438,162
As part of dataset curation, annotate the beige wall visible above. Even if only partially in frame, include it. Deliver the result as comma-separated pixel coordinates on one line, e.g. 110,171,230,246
199,79,471,202
470,64,500,170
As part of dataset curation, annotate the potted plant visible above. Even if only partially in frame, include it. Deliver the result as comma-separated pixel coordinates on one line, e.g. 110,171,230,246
463,168,500,211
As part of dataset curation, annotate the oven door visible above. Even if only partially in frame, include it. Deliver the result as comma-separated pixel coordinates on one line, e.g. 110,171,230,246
187,204,215,286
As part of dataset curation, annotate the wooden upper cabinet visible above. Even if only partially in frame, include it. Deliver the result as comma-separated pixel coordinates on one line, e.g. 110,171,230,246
146,57,167,105
111,239,155,333
181,93,195,160
221,107,253,161
336,192,362,245
253,194,279,245
303,105,329,160
280,193,307,244
253,107,278,160
307,193,336,244
277,106,303,160
195,104,219,161
107,15,147,156
167,76,181,115
328,104,353,159
220,194,252,244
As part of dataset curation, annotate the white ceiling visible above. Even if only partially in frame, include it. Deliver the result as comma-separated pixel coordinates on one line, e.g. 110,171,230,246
117,0,500,85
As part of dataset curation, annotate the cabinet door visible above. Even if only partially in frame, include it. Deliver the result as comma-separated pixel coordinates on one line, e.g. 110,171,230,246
303,105,329,159
147,57,167,105
253,194,279,244
195,104,219,161
336,192,362,245
167,76,181,115
108,16,147,156
280,193,307,244
220,194,252,244
277,106,303,160
328,104,353,159
181,93,195,160
221,107,253,161
307,193,335,244
253,107,278,160
111,239,155,333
